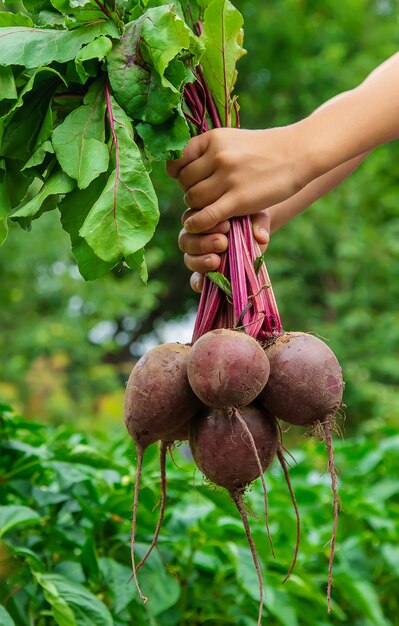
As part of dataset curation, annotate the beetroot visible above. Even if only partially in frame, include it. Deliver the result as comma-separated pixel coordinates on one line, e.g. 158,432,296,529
124,342,201,602
189,404,277,490
187,328,270,409
260,332,344,426
260,331,344,612
125,343,201,444
190,404,278,626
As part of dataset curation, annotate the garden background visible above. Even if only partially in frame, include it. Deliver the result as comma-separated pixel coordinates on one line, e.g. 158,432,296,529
1,0,399,624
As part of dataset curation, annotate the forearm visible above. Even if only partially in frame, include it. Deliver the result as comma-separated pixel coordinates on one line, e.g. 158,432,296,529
299,52,399,180
268,152,368,233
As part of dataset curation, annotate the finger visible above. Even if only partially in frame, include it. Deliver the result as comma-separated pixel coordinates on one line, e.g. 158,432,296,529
181,209,230,235
184,194,235,233
183,174,227,210
178,230,228,255
251,211,270,249
184,252,221,273
190,272,204,293
166,134,209,179
178,154,214,192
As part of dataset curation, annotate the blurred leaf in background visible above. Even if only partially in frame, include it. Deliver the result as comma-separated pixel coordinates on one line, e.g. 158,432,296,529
0,404,398,625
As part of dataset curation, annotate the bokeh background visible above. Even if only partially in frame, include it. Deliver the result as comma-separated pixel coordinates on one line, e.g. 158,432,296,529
1,1,399,625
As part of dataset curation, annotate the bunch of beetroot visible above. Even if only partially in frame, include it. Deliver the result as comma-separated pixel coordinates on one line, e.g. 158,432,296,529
124,215,344,624
124,46,344,624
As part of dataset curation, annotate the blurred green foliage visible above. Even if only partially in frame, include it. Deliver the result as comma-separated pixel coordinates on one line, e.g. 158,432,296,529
1,0,398,427
1,403,398,625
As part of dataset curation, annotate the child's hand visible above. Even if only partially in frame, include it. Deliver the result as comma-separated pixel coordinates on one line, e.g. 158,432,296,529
167,126,307,234
179,210,271,292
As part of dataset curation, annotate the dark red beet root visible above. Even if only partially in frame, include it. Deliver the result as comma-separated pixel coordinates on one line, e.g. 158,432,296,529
190,404,278,626
125,343,201,445
189,404,278,490
187,329,270,409
124,343,201,603
260,332,344,426
260,331,344,612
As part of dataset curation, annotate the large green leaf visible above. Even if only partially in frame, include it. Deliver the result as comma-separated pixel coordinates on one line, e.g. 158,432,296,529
200,0,245,126
0,21,120,68
52,79,109,190
137,5,203,83
35,573,113,626
11,169,75,220
79,96,159,264
34,572,78,626
58,176,116,280
107,6,202,125
0,504,40,538
0,67,63,161
136,107,190,159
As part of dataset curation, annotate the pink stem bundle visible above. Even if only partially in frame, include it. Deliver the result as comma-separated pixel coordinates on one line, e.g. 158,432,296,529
184,37,282,344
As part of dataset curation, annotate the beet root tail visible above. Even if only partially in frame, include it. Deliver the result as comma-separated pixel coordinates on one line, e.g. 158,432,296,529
233,407,275,558
323,418,340,613
232,490,264,626
277,443,301,583
128,447,148,603
137,442,168,572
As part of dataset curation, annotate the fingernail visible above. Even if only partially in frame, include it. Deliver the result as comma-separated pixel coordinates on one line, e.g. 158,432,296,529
205,256,213,268
185,219,193,232
258,227,269,242
213,238,225,251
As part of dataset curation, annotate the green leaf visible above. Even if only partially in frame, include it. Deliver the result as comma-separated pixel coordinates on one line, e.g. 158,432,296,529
254,253,264,275
125,248,148,282
107,7,203,125
0,158,32,216
36,9,68,28
75,36,113,82
0,11,33,27
207,271,233,298
0,66,17,102
58,177,116,280
79,96,159,264
137,5,203,83
1,67,64,161
52,80,109,189
338,576,389,626
0,21,120,68
22,139,54,174
11,169,75,220
11,545,45,572
0,504,40,538
135,543,181,615
136,107,190,159
98,557,135,614
200,0,245,126
33,572,77,626
34,573,113,626
0,605,16,626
